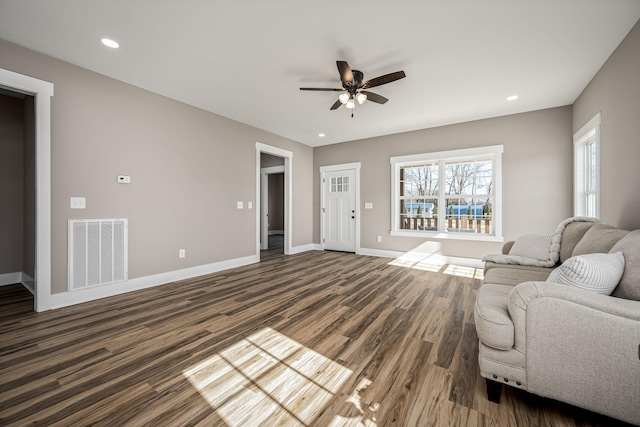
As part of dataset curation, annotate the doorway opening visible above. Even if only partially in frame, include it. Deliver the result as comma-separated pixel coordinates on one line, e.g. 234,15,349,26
261,158,285,254
0,88,35,306
255,142,292,260
0,68,54,312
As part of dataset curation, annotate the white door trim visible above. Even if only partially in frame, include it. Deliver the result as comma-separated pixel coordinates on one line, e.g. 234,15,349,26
260,165,285,250
255,143,292,256
0,68,54,312
319,162,361,254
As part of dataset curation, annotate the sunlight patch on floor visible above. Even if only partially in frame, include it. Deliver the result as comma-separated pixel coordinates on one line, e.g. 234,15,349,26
443,264,484,279
386,241,484,278
328,378,379,427
184,327,353,426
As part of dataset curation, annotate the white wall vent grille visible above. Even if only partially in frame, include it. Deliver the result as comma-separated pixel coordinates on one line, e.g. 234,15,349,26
68,219,128,291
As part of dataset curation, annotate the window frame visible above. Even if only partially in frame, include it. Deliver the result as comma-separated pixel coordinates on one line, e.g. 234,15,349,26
390,145,503,242
573,112,601,218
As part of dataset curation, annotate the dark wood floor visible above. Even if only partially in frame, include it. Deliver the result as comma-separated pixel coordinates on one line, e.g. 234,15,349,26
0,250,632,426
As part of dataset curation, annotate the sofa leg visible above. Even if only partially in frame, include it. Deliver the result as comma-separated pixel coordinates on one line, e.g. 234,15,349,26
485,378,502,403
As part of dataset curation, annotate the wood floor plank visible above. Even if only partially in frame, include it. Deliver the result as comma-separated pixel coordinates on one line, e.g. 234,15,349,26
0,248,632,427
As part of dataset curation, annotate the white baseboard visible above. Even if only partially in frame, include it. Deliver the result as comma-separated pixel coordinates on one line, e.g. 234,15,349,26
358,248,405,258
0,272,22,287
49,254,259,310
289,244,317,255
0,272,36,294
268,230,284,235
22,272,35,295
357,247,483,268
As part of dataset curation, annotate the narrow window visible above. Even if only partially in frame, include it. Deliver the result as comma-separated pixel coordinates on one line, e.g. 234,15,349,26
574,113,601,218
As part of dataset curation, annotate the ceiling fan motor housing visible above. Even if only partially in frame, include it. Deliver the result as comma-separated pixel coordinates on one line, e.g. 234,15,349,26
344,70,364,92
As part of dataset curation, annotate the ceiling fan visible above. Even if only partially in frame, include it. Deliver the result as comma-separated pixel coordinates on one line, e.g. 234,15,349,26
300,61,406,115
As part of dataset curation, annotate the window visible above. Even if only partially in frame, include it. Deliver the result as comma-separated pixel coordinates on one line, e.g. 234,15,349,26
330,176,349,193
391,145,503,241
574,113,601,218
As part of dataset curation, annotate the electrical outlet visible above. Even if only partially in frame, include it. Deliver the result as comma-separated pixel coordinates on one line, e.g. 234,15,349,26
117,175,131,184
179,249,186,258
376,235,382,243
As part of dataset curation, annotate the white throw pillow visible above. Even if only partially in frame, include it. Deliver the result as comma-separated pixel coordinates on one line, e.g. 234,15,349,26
509,234,552,261
547,252,625,295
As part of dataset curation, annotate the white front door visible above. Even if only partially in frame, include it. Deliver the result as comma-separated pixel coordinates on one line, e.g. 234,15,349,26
323,169,357,252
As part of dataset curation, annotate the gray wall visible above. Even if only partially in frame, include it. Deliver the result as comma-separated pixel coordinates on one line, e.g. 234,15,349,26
0,93,24,275
573,19,640,231
260,153,285,168
0,39,314,294
314,106,574,259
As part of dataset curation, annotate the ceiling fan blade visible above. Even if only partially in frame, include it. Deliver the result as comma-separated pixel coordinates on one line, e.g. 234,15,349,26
337,61,354,87
330,99,343,110
360,91,388,104
362,71,406,89
300,87,344,91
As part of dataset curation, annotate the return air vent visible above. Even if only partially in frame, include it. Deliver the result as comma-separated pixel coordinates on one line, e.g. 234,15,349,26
68,219,128,291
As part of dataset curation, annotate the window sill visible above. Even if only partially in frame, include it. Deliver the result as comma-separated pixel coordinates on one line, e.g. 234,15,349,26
390,230,504,242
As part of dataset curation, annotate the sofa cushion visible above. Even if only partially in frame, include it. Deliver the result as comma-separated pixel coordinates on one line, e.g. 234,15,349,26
509,234,552,261
484,267,552,287
559,222,597,263
572,224,630,256
547,252,625,295
474,284,515,350
610,230,640,301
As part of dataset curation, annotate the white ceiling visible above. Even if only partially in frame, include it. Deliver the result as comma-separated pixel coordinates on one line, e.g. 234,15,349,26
1,1,639,147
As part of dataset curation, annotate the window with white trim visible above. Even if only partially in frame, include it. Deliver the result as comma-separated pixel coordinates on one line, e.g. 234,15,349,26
574,113,601,218
391,145,503,241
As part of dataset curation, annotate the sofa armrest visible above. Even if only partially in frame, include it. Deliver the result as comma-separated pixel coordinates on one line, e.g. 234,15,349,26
502,240,515,254
507,281,640,424
509,281,640,322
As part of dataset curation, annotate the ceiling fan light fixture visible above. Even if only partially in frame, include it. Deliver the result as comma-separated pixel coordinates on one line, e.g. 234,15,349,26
345,98,355,109
356,92,367,105
338,93,350,104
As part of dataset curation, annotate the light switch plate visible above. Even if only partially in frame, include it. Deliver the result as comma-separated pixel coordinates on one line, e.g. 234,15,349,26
365,202,373,209
248,202,253,209
70,197,86,209
117,175,131,184
237,201,244,209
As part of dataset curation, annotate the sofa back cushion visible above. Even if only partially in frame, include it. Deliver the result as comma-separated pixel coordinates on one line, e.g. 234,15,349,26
610,230,640,301
560,222,597,263
572,224,630,257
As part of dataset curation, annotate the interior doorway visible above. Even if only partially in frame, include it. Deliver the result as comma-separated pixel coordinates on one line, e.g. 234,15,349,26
0,67,54,312
0,88,36,306
260,158,285,252
255,142,292,259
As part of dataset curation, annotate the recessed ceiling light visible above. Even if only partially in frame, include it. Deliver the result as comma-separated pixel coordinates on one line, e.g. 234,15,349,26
318,133,325,137
507,95,519,101
101,38,119,49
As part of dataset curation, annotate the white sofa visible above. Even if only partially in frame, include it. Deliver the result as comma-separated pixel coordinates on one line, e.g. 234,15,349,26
474,220,640,425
